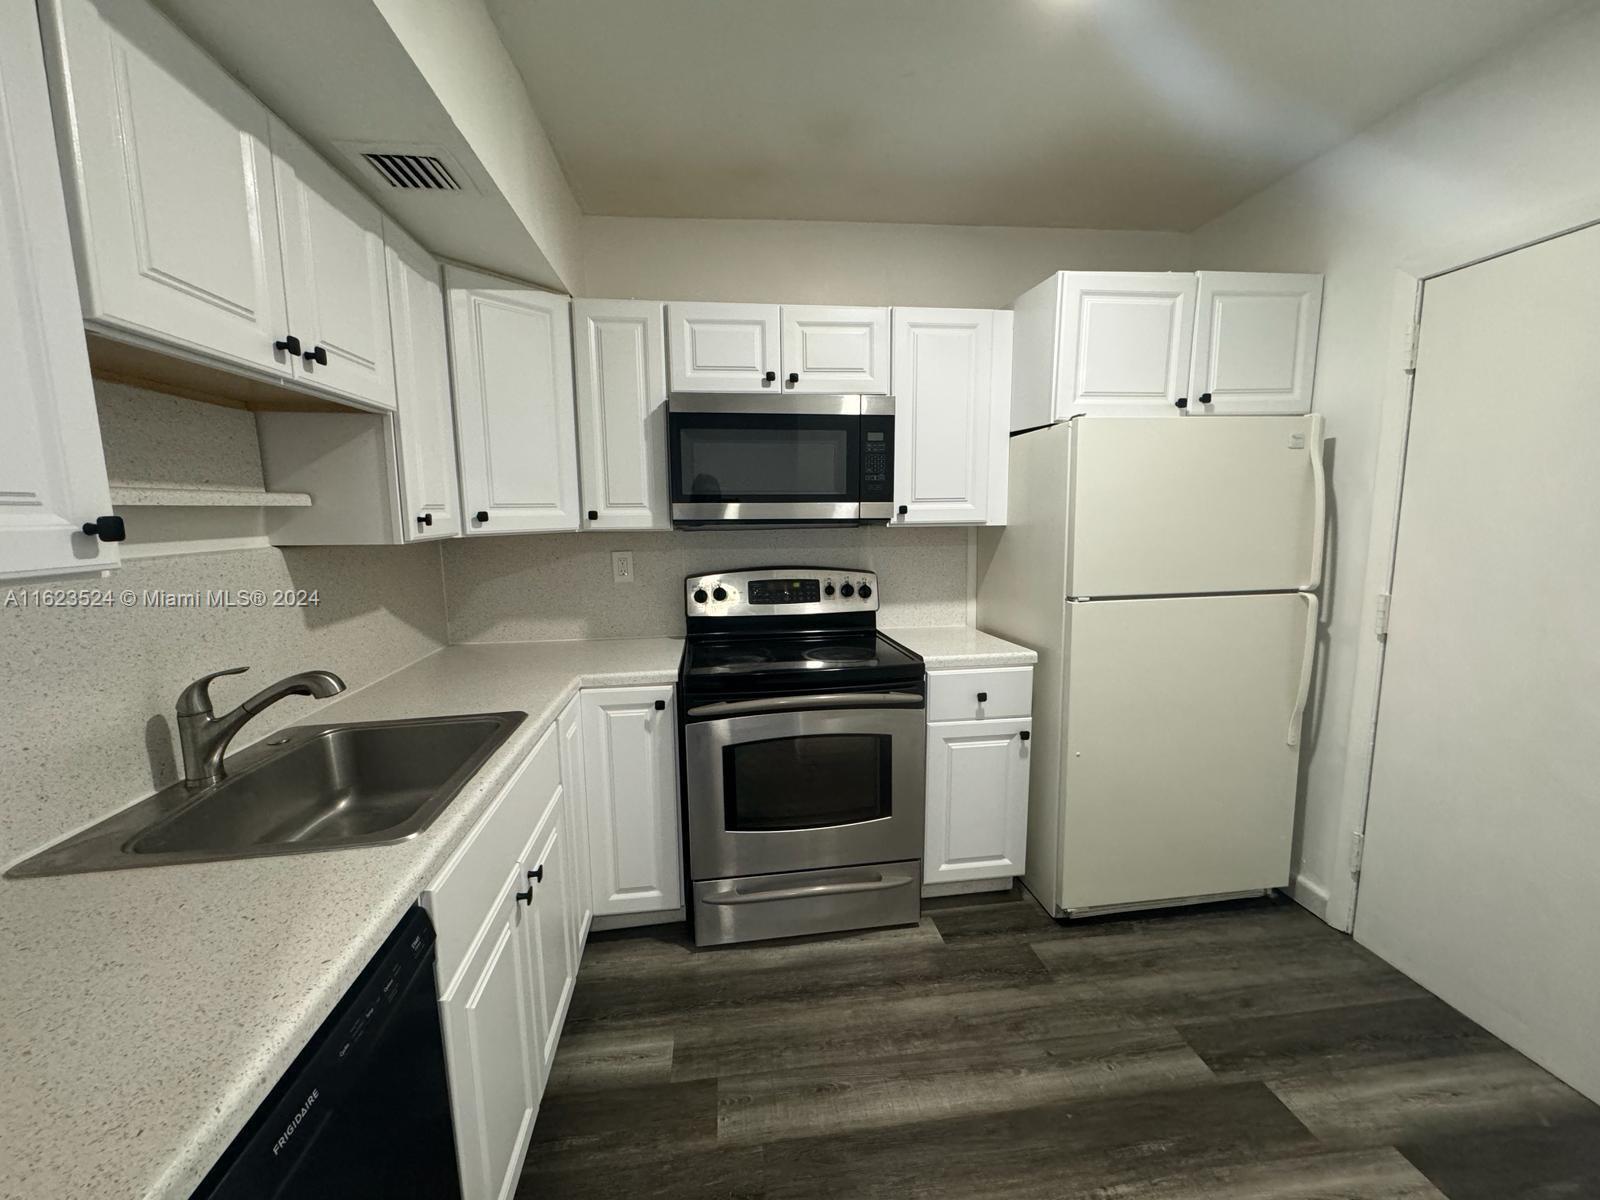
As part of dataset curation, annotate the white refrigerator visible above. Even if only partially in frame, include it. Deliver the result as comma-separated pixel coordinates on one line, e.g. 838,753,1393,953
975,415,1324,916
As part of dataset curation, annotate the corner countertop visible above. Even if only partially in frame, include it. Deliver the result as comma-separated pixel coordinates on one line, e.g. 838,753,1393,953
0,627,1034,1200
889,625,1039,669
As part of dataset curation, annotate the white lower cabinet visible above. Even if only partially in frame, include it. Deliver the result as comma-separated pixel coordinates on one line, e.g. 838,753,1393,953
923,668,1034,891
581,685,684,918
558,695,595,948
518,791,577,1081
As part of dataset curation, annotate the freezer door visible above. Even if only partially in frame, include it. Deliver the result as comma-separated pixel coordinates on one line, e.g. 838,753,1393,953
1059,593,1314,913
1066,414,1325,596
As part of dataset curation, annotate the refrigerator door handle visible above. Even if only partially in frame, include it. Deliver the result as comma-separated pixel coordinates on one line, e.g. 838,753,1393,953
1288,591,1320,747
1305,413,1327,590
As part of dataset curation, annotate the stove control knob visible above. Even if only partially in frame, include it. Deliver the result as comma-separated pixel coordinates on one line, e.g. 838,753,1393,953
693,588,708,604
858,584,872,600
824,583,835,597
840,582,854,598
712,586,728,602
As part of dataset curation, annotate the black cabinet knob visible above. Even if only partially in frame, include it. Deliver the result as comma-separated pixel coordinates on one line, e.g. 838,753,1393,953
303,345,328,366
1020,730,1031,742
763,370,776,383
897,505,908,516
528,865,544,884
80,515,126,543
475,511,489,523
977,691,988,702
654,699,666,711
1198,392,1213,406
786,372,799,385
417,512,433,526
587,510,598,520
1174,396,1189,409
515,886,533,905
274,334,301,356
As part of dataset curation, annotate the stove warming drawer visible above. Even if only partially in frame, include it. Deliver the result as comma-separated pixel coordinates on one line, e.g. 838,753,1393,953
692,861,921,947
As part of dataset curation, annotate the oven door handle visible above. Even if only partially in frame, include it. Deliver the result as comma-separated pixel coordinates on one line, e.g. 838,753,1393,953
701,871,917,906
686,691,925,718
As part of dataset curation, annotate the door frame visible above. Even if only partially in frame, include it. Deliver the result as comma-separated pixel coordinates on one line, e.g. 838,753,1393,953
1328,196,1600,933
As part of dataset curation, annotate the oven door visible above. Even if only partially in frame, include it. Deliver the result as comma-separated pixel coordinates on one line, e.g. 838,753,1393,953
669,395,862,524
683,698,926,880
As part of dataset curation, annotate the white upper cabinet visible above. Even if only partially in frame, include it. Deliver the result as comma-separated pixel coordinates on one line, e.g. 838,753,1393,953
573,299,669,530
270,120,394,410
0,0,118,579
385,222,461,539
447,266,580,535
667,302,780,392
1188,272,1322,415
581,686,683,917
891,307,1003,525
780,304,890,394
40,0,291,378
1054,271,1197,419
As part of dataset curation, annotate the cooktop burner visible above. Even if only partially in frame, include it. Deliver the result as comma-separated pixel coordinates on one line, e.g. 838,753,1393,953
803,645,875,663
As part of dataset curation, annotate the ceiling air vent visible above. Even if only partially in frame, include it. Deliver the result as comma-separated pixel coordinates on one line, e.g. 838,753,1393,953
361,152,460,190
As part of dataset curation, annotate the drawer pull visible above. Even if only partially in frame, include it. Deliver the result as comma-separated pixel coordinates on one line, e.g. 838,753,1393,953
977,691,988,702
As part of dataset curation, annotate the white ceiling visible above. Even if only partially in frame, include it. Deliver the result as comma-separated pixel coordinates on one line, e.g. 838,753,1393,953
488,0,1576,231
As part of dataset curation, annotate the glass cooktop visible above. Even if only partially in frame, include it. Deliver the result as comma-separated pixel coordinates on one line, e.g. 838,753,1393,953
685,631,921,678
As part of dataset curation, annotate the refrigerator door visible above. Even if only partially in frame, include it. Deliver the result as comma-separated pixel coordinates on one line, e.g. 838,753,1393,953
1066,414,1325,596
1059,592,1314,914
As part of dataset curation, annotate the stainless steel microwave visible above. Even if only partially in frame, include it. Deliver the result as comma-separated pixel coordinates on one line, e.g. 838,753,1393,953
667,394,896,528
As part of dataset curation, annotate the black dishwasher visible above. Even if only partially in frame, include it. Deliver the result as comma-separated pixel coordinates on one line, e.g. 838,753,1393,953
193,906,462,1199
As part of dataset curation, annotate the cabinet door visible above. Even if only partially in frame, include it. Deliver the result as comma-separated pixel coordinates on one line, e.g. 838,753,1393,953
581,686,683,916
558,695,594,948
925,718,1031,885
518,796,577,1082
1056,272,1197,417
385,221,461,539
271,120,395,410
573,299,669,529
40,0,289,377
781,304,890,394
447,267,579,534
667,302,780,393
0,0,117,579
1189,272,1322,415
890,308,994,524
438,865,537,1200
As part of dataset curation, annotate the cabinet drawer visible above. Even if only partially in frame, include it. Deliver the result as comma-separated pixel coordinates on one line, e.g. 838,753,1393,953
425,723,561,991
927,667,1034,722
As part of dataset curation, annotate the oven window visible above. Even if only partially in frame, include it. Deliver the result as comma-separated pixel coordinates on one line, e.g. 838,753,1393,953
671,414,858,502
723,735,891,831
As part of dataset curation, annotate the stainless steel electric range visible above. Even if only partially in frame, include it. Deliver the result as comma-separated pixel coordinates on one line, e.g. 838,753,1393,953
677,566,926,947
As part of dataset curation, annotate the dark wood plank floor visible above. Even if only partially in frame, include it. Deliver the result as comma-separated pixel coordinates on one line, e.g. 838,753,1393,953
516,890,1600,1200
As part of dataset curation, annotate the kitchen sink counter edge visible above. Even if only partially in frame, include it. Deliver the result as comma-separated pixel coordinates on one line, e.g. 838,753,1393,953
0,628,1035,1200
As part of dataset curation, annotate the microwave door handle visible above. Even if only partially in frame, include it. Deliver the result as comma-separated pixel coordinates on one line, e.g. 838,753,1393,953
686,691,924,718
702,871,917,905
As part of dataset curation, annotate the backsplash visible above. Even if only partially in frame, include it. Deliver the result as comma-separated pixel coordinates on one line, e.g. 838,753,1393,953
0,544,447,866
443,526,972,643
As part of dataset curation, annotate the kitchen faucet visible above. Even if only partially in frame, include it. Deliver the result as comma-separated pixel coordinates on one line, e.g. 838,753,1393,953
176,666,347,787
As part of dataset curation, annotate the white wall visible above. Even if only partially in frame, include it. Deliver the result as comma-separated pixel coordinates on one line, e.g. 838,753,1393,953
1191,1,1600,922
583,216,1190,308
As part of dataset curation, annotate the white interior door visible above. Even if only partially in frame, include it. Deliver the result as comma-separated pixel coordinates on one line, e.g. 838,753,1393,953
1060,592,1314,913
1190,272,1322,415
1067,415,1325,596
667,302,780,392
1056,272,1197,418
780,305,890,394
1356,223,1600,1103
573,299,669,529
0,0,117,579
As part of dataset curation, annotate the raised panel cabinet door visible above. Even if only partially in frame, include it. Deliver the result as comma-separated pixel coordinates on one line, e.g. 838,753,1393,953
667,302,780,393
1189,272,1322,415
573,299,669,529
581,686,683,916
0,0,117,579
890,308,993,524
385,221,461,539
1056,272,1197,418
925,718,1031,885
438,865,537,1200
40,0,290,376
780,304,890,394
447,267,580,534
520,800,577,1082
558,695,594,948
271,119,395,410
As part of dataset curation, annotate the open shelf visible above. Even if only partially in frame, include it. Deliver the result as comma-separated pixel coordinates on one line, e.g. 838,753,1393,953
108,485,312,508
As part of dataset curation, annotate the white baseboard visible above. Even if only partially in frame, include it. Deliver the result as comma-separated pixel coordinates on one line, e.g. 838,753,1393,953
1287,873,1333,923
922,877,1014,899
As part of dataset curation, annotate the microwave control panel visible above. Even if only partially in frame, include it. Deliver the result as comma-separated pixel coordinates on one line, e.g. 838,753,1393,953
860,413,894,502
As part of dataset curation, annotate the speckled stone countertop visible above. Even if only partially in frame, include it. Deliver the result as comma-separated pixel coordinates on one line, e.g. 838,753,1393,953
888,625,1038,669
0,628,1033,1200
0,638,683,1200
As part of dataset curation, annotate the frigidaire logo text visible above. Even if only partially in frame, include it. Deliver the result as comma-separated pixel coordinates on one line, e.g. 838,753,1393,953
272,1088,319,1157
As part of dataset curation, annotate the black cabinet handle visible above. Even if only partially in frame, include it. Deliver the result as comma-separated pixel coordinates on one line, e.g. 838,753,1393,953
417,513,433,526
81,515,126,543
303,345,328,366
654,699,666,711
274,334,301,356
528,865,544,884
587,510,598,520
786,372,799,385
763,370,776,383
1020,730,1031,742
1198,392,1213,406
977,691,988,702
1174,396,1189,409
515,886,533,905
475,511,489,523
897,505,908,516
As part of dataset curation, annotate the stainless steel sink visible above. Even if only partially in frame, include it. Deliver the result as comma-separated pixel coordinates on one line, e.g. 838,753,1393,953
5,712,526,878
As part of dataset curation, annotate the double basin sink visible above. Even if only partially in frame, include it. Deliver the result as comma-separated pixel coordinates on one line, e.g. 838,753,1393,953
6,712,526,879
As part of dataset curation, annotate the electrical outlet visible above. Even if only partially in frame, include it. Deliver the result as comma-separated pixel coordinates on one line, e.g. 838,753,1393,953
611,551,635,584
